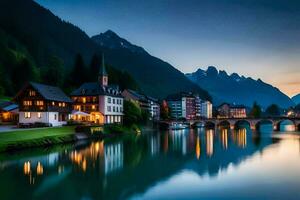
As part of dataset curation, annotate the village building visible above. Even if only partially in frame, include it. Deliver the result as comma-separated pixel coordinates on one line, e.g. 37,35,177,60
0,101,19,124
122,89,160,120
14,82,72,126
166,92,196,120
195,96,213,119
70,55,123,124
217,103,247,118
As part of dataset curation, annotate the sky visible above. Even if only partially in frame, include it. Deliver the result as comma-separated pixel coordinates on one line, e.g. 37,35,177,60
35,0,300,97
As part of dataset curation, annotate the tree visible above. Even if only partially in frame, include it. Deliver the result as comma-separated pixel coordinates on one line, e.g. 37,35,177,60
123,100,142,126
69,54,87,87
250,102,262,118
12,57,39,92
160,100,169,120
265,104,280,116
89,54,100,82
41,56,64,87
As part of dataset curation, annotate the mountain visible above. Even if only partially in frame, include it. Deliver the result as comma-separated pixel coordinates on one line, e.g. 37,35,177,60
0,0,210,100
186,66,294,108
292,94,300,105
91,31,210,99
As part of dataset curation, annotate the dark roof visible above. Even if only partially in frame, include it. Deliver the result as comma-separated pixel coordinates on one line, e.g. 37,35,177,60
123,89,158,103
126,89,148,102
230,105,246,109
70,82,123,97
30,82,72,102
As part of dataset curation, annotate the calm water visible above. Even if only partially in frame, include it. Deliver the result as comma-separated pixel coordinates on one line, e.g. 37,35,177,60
0,125,300,200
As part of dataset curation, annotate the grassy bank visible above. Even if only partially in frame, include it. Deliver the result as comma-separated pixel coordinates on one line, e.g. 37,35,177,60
0,126,76,152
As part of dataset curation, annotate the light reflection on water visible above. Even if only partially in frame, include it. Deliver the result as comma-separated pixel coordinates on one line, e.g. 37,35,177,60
0,125,299,200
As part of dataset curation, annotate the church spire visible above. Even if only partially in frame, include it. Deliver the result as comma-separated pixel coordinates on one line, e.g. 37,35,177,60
99,53,108,86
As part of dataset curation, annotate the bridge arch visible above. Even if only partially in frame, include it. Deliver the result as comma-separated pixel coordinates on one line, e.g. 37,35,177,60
276,119,296,131
234,119,251,129
205,121,215,129
255,119,274,131
217,120,231,129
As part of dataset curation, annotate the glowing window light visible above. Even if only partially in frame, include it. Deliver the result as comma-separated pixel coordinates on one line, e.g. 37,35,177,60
23,161,31,175
36,162,44,175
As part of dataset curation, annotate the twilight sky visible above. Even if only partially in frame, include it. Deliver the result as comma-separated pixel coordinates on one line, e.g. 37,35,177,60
36,0,300,97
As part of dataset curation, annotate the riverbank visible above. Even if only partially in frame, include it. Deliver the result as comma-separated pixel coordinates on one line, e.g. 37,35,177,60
0,124,142,152
0,126,77,152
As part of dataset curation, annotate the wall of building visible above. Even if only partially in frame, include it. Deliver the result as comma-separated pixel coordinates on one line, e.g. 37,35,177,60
19,112,67,126
100,95,124,124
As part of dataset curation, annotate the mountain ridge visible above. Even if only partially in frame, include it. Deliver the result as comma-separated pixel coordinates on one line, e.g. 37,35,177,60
292,94,300,105
186,66,294,108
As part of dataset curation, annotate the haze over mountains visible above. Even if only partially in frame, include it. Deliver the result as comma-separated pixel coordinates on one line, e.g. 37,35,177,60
186,66,294,108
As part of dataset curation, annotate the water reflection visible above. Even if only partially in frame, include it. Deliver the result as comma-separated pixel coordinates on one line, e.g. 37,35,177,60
206,129,214,157
0,126,299,199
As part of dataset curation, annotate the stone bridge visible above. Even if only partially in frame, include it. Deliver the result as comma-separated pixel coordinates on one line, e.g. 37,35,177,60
161,117,300,131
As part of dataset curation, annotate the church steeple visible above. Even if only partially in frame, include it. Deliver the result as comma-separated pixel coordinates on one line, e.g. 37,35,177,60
99,53,108,86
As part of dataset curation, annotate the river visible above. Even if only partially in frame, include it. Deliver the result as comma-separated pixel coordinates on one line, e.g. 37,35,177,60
0,125,300,200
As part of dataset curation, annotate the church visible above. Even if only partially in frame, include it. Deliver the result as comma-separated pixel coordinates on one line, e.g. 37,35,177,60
70,55,124,124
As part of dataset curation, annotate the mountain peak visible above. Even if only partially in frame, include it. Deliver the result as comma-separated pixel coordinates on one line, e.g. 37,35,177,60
91,30,146,54
185,66,294,108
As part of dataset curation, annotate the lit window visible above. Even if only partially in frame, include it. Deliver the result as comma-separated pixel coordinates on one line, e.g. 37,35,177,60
36,101,44,106
37,112,42,118
62,103,66,107
24,112,31,118
29,90,36,96
92,105,96,110
23,101,32,106
82,97,86,103
59,103,62,107
52,101,55,106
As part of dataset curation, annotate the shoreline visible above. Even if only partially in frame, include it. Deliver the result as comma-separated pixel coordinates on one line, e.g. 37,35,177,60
0,124,140,153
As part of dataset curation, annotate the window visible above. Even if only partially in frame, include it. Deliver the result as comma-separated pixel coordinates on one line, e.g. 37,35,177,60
54,114,57,120
108,97,111,103
107,106,111,112
36,101,44,106
52,101,55,106
92,97,97,102
29,90,36,96
62,103,66,107
92,105,96,110
82,97,86,103
23,101,32,106
113,106,115,112
24,112,31,118
116,107,119,112
113,98,115,104
37,112,42,118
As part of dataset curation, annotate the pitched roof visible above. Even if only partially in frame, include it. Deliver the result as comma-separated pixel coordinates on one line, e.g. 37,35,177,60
29,82,72,102
70,82,123,97
123,89,159,103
